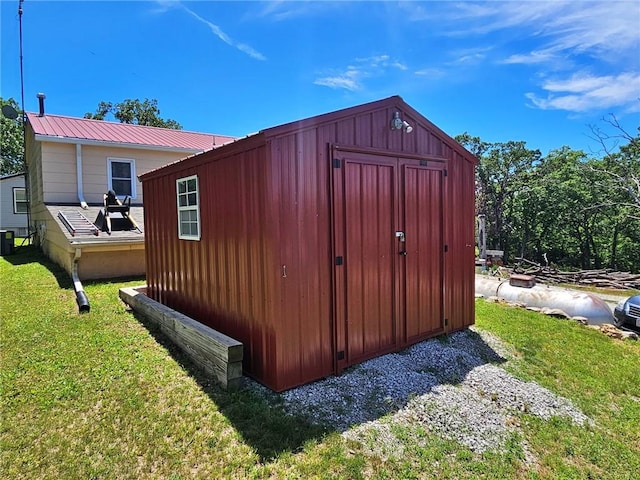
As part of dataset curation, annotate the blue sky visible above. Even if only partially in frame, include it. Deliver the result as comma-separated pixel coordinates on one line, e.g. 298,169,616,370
1,0,639,156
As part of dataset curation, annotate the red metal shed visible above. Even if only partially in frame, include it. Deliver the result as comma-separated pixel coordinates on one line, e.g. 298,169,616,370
140,96,477,391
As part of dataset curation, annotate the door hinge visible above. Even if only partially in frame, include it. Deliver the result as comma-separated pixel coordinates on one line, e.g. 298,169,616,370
420,160,428,167
337,350,345,360
444,318,448,326
333,158,342,168
443,169,448,177
335,256,344,265
444,244,448,252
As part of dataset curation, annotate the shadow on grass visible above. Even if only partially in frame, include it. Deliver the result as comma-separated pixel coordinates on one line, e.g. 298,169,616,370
127,298,507,462
130,309,330,461
2,245,145,309
2,244,73,289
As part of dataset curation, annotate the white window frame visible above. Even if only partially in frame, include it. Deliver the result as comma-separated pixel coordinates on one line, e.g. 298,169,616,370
107,157,137,199
13,187,27,214
176,175,201,241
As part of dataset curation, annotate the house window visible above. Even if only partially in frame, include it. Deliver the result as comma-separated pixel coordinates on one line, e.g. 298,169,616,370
176,175,200,240
13,188,27,214
107,158,136,198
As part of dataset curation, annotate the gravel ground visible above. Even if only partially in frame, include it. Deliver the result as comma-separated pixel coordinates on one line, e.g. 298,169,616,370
252,327,592,457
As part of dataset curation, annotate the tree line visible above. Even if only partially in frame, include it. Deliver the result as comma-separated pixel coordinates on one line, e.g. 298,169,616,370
457,121,640,274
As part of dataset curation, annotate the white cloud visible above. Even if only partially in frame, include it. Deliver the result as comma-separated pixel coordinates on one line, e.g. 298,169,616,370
502,50,557,65
540,3,640,59
314,55,408,91
354,55,408,71
253,0,345,21
414,68,446,78
428,1,640,113
443,46,493,66
150,0,181,14
182,7,232,43
454,53,486,64
441,1,639,62
236,44,267,61
314,75,360,92
155,1,266,61
526,72,640,112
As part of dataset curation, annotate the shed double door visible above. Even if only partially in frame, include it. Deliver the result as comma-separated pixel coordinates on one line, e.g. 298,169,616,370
333,151,445,369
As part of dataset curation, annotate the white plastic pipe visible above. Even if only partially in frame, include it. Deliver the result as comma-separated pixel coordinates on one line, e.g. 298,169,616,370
76,143,88,209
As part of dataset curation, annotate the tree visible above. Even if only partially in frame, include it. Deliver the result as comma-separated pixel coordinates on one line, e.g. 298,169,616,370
0,97,24,175
529,147,605,269
586,118,640,270
84,98,182,129
456,134,541,263
588,117,640,210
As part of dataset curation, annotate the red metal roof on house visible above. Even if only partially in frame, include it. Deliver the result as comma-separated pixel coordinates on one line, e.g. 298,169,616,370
27,112,236,152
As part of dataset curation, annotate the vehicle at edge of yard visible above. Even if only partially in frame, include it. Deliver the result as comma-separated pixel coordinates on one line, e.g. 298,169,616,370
613,295,640,328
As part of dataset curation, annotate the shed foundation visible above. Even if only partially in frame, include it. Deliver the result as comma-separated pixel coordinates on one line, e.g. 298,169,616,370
119,286,244,389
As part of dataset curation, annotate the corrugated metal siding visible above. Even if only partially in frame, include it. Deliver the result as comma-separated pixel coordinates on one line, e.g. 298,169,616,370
343,155,397,363
198,145,278,385
445,151,476,331
144,144,281,386
402,163,445,343
145,172,182,306
271,130,334,390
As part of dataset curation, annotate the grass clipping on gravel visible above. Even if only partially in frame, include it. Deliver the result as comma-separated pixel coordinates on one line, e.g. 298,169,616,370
1,246,639,479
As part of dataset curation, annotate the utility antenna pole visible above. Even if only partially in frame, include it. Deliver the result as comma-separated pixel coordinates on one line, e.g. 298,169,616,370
18,0,32,245
18,0,25,115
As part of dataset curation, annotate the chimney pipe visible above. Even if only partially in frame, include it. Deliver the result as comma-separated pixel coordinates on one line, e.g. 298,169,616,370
37,93,46,116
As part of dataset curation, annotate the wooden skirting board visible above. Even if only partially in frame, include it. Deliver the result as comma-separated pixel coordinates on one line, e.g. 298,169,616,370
118,286,243,389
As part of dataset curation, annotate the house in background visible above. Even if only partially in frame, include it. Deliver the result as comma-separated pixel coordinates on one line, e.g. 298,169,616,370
0,172,29,237
25,98,235,280
140,96,478,391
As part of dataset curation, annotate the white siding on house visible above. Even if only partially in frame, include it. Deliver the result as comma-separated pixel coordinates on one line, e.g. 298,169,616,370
81,145,187,204
37,142,192,206
26,126,43,205
41,142,77,204
0,174,29,236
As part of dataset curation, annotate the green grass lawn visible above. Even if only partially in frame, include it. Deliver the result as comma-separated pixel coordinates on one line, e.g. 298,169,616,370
1,246,639,479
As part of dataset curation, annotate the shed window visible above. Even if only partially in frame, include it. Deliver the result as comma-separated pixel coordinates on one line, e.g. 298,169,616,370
107,158,136,198
176,175,200,240
13,187,27,214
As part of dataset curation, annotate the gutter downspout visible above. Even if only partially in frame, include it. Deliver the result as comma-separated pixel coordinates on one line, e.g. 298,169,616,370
76,143,88,209
72,248,90,313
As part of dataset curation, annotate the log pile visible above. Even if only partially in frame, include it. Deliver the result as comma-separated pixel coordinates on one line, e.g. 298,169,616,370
511,258,640,290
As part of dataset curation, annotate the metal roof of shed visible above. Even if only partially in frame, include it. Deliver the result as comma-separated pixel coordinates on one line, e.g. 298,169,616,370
27,112,236,153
